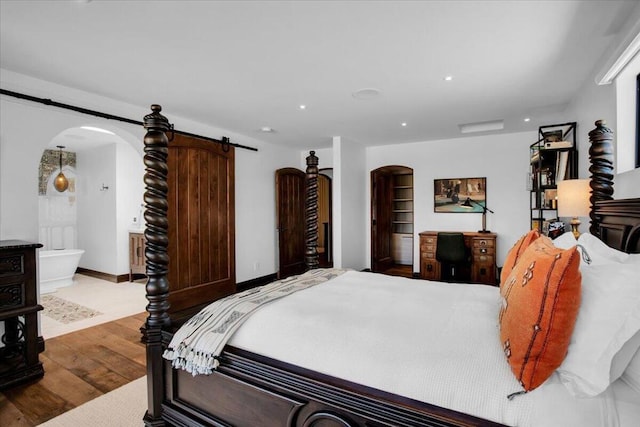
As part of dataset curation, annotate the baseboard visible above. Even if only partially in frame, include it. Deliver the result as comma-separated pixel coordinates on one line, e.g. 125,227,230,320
236,273,278,293
75,267,131,283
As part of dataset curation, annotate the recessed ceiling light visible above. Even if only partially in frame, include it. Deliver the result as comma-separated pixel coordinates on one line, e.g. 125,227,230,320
443,75,453,81
401,122,407,127
524,117,531,122
81,126,115,135
299,104,306,110
352,88,381,100
260,126,274,133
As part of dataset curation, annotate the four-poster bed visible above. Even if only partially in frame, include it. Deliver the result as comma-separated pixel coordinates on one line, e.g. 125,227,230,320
141,106,640,427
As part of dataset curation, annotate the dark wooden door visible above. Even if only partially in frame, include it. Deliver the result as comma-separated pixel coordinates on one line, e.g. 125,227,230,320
166,133,235,314
276,168,306,279
371,168,393,272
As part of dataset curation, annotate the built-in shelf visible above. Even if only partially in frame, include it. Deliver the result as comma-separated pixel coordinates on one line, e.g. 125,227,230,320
392,173,414,263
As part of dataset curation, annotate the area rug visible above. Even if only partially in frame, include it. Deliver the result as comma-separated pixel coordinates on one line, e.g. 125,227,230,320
41,294,103,324
38,376,146,426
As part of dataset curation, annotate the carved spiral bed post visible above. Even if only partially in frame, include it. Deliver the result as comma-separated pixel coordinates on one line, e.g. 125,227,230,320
588,120,614,236
142,105,171,427
305,151,319,270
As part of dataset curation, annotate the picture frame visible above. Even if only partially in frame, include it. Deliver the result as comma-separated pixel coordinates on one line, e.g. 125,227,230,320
434,177,486,213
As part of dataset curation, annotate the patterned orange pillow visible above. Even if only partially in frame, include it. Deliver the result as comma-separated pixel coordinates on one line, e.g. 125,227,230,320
499,235,581,391
500,230,540,286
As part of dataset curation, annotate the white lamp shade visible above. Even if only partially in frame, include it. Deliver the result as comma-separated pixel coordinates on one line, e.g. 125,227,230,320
557,179,590,217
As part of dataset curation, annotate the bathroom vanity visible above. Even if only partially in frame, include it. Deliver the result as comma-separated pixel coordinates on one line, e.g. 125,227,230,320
0,240,45,389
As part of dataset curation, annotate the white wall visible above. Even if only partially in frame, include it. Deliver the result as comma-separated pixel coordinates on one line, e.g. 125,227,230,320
235,141,299,282
367,131,535,270
1,69,301,283
615,53,639,174
77,144,118,273
333,136,367,270
563,48,640,201
612,52,640,198
116,141,145,274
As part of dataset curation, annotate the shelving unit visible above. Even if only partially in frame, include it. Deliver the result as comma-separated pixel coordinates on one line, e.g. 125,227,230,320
391,173,413,265
529,122,578,236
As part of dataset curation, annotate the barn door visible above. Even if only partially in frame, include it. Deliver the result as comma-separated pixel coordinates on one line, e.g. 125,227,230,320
371,168,393,272
276,168,306,278
166,133,235,314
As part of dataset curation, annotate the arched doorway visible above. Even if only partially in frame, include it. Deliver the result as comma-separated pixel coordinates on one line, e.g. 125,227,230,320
371,165,413,277
38,125,145,280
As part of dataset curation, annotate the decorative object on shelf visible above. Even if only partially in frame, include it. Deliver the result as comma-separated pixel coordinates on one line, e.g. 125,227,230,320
547,221,565,239
434,177,486,213
53,145,69,192
587,120,614,235
558,179,590,239
529,122,578,235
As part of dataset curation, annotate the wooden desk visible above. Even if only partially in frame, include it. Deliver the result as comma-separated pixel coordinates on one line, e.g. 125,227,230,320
419,231,497,285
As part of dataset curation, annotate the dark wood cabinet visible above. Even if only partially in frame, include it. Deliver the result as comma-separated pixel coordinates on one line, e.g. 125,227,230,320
419,231,497,285
0,240,45,389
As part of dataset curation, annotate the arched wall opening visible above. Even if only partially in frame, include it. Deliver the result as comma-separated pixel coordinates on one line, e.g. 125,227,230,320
37,124,145,284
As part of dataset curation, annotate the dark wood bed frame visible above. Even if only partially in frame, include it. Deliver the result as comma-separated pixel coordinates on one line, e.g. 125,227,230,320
141,108,640,427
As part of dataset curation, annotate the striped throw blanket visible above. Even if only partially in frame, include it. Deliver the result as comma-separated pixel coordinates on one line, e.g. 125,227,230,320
163,268,348,375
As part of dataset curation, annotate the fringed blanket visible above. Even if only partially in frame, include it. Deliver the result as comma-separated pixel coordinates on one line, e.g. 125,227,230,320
163,268,348,375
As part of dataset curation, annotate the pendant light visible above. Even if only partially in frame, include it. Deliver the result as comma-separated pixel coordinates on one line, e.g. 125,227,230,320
54,145,69,192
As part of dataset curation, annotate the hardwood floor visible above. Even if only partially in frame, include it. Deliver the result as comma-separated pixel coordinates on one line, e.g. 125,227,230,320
0,312,147,427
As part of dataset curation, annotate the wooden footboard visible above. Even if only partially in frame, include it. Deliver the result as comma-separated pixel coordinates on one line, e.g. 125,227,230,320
161,342,504,427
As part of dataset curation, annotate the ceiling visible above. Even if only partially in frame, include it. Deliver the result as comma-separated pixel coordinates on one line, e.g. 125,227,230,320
0,0,637,150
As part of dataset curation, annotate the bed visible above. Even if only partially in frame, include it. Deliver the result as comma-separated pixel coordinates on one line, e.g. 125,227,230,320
140,106,640,427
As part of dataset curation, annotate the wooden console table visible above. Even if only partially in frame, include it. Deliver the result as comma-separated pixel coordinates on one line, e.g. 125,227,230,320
419,231,497,285
0,240,45,389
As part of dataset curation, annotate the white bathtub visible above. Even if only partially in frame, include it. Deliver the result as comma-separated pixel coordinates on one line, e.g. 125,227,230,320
39,249,85,294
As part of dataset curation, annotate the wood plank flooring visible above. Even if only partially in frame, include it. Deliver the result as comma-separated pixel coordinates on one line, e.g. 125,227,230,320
0,312,147,427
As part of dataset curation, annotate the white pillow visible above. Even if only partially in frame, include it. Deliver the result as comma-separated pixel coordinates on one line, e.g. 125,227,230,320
553,231,577,249
622,336,640,393
577,232,630,264
557,262,640,397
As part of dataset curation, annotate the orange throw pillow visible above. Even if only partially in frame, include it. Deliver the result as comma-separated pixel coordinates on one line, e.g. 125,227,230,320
500,230,540,286
499,235,581,391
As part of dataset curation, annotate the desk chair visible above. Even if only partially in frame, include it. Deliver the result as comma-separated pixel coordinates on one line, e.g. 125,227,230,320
436,232,469,282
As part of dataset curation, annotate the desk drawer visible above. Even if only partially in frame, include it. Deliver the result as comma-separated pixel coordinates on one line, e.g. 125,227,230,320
420,235,437,256
472,238,494,249
473,254,495,265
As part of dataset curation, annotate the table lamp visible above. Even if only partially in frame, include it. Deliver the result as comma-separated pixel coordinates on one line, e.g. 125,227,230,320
557,179,590,239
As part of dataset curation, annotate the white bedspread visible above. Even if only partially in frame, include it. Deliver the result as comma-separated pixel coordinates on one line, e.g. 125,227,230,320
227,270,623,427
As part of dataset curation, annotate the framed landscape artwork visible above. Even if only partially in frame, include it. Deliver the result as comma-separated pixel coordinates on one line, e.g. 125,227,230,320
434,177,487,213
